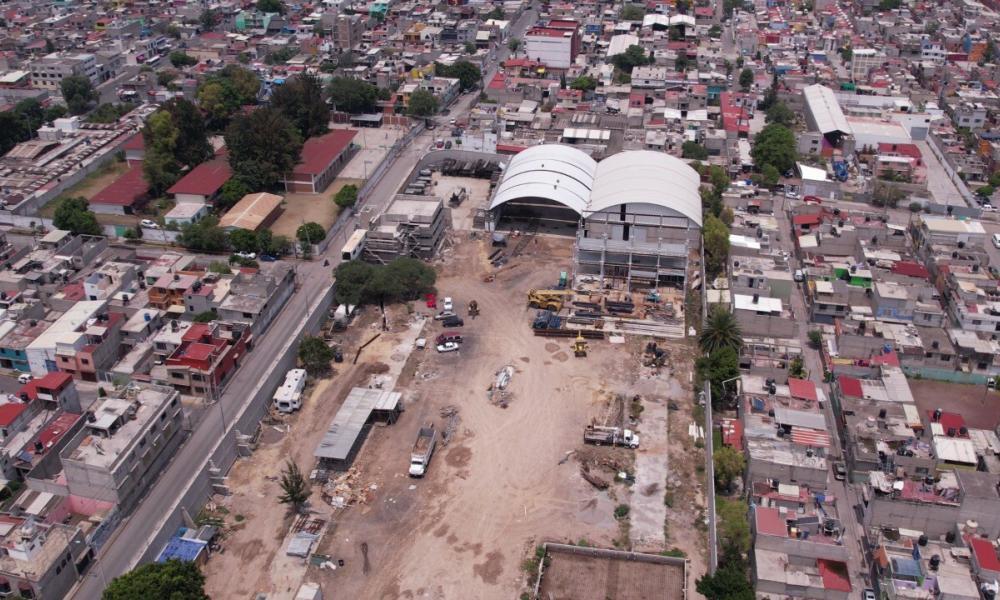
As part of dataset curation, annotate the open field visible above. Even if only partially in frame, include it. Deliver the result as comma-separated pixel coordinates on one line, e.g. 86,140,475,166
40,159,131,218
538,545,686,600
270,179,362,239
908,379,1000,430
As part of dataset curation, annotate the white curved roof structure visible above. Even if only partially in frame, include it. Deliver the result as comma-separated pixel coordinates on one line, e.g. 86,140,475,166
490,146,703,228
490,144,597,215
589,151,703,227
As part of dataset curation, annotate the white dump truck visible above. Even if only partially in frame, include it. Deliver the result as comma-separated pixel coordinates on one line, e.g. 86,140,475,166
274,368,307,413
408,426,438,477
583,425,640,448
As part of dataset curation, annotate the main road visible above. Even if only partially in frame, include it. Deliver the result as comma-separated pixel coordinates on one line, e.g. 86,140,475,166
70,8,536,599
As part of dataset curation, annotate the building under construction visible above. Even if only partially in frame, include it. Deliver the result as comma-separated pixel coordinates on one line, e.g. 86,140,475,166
362,194,447,263
488,145,702,290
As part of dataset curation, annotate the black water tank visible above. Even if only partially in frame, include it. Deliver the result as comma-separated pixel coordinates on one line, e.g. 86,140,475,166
918,534,928,546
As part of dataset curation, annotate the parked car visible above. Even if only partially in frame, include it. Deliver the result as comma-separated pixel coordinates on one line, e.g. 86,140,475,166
863,589,877,600
434,310,457,321
436,333,463,345
140,219,159,229
443,297,454,311
793,269,805,282
436,341,460,353
259,254,277,262
17,373,32,384
234,251,257,260
834,462,847,481
993,233,1000,249
425,293,437,309
983,203,997,213
442,316,464,328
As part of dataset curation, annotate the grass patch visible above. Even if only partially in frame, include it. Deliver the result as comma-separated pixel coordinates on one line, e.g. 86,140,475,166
713,427,723,450
664,491,675,508
234,514,245,522
614,504,630,519
41,158,130,217
662,548,686,558
521,545,547,581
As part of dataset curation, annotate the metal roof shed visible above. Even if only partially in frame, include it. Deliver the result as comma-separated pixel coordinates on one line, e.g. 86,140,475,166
314,388,401,470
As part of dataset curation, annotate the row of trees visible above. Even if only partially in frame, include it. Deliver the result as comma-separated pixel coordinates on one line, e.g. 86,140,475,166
0,98,67,155
334,258,437,306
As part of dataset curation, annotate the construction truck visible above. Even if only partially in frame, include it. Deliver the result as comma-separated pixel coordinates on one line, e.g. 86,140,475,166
527,289,573,312
583,425,640,449
409,426,438,477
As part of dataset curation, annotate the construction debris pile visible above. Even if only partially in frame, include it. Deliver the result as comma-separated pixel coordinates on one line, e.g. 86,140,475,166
440,405,461,446
487,365,514,408
321,467,379,508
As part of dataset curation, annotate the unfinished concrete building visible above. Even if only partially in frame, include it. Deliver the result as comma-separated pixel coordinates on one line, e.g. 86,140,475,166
363,194,447,263
488,145,702,290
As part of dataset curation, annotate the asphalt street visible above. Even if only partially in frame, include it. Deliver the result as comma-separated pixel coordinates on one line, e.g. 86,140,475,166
69,8,536,598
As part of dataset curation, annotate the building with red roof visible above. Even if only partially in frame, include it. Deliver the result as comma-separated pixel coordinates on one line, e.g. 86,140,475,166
120,132,145,164
283,129,359,194
166,158,232,204
164,321,251,393
89,165,150,216
19,371,80,412
968,535,1000,581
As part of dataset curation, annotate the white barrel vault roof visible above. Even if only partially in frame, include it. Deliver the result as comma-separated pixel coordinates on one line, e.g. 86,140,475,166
490,146,703,228
589,151,702,227
490,144,597,215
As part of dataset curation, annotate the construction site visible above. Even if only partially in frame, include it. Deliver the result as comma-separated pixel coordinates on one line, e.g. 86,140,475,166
194,145,707,599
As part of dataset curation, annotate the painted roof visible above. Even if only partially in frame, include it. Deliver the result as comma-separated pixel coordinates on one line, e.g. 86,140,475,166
294,129,358,176
167,159,232,196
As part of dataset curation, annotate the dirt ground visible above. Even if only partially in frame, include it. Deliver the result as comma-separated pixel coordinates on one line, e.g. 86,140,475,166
334,124,406,181
40,159,131,218
432,174,492,231
539,549,686,600
270,179,362,238
908,379,1000,430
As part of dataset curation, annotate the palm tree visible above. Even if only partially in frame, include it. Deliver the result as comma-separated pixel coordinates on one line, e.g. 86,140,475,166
278,460,310,512
699,307,743,355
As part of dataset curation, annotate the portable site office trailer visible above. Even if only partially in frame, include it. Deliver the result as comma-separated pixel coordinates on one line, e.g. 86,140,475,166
274,368,307,413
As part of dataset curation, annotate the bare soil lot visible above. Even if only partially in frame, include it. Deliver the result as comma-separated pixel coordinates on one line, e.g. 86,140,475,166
270,179,362,239
539,547,686,600
908,379,1000,430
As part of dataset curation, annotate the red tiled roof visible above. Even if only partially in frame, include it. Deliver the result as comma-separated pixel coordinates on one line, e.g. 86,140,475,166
788,378,818,401
793,213,823,226
59,281,85,302
35,372,72,391
0,402,27,427
488,72,506,90
121,133,145,151
928,410,966,434
35,412,81,453
754,506,787,537
91,165,149,206
167,159,232,196
838,375,863,398
892,261,930,279
818,559,852,592
969,536,1000,572
871,349,900,367
721,418,743,448
294,130,358,176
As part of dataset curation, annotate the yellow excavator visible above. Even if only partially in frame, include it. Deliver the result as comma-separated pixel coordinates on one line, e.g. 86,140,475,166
527,289,573,312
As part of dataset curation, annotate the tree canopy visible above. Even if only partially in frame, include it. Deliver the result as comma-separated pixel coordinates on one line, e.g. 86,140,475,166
682,141,709,160
699,307,742,355
327,77,383,114
696,562,754,600
703,214,730,280
169,51,198,68
53,197,102,236
765,101,795,127
224,107,303,191
297,222,326,243
407,89,439,117
738,68,754,91
196,65,261,130
619,3,646,19
714,446,746,492
697,346,739,410
256,0,286,13
333,258,436,306
60,76,97,115
177,216,229,253
570,75,598,92
611,45,653,73
750,123,797,175
298,336,335,375
435,60,482,92
334,184,359,207
103,559,208,600
270,74,330,138
142,99,212,196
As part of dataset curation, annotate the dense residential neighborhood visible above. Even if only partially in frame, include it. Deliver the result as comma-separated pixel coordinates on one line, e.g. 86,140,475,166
2,0,1000,597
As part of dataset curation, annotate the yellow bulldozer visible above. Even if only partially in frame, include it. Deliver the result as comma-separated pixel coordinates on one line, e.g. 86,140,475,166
527,289,573,312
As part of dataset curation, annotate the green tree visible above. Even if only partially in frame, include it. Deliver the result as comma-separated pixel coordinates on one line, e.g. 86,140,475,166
619,3,646,19
977,184,994,198
60,75,97,115
14,98,46,132
193,310,219,323
464,42,477,54
709,24,723,38
750,123,797,174
703,214,730,280
682,141,709,160
270,74,330,138
163,98,213,167
257,0,286,13
840,46,852,62
738,68,754,91
699,307,742,355
177,216,229,252
277,460,310,510
0,112,31,156
879,0,900,9
327,77,382,113
103,559,208,600
765,101,795,126
200,8,218,30
142,111,181,195
53,197,102,236
436,61,482,92
334,184,359,207
716,497,751,556
487,7,504,19
333,257,436,305
755,164,781,188
788,356,806,379
611,45,652,73
676,0,689,13
197,65,261,129
570,75,598,92
218,179,251,210
297,222,326,243
225,108,302,190
808,329,823,349
228,228,258,253
697,346,739,409
407,89,439,117
169,51,198,68
298,336,335,374
696,562,754,600
708,165,730,193
714,446,745,492
507,37,521,54
333,260,375,305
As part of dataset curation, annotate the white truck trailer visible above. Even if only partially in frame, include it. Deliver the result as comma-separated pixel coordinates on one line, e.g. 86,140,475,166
274,368,307,413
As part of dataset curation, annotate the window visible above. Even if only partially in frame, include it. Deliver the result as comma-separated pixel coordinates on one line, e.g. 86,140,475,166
81,358,89,365
171,372,185,380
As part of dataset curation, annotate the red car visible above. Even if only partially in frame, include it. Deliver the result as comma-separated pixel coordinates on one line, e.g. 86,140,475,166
425,293,437,309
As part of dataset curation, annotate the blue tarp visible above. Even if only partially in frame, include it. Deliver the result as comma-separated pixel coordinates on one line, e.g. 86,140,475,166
156,536,207,563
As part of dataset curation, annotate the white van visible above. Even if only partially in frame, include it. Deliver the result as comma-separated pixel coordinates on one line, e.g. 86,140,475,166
993,233,1000,249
